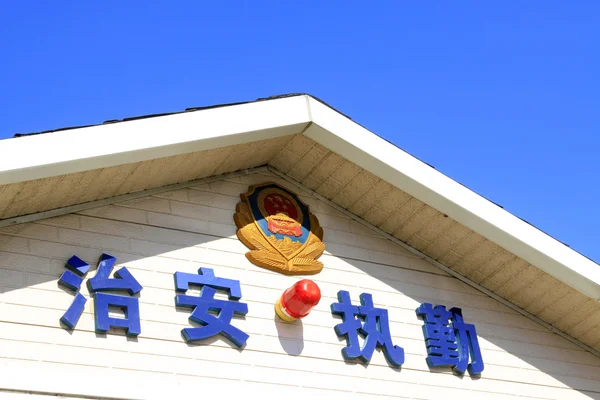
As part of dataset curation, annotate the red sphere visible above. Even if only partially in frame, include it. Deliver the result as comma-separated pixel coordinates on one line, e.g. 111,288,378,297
280,279,321,319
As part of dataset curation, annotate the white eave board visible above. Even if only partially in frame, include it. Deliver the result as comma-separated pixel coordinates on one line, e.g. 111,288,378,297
304,96,600,300
0,95,311,185
0,93,597,302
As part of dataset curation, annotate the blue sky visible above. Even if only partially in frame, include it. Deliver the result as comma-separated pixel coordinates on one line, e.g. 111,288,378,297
1,2,598,262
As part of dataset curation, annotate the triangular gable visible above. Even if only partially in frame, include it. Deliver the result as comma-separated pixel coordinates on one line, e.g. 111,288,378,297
1,170,598,399
0,94,598,356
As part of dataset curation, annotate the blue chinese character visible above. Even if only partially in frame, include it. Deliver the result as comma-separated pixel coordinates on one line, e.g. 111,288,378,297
59,254,143,337
416,303,484,375
331,290,404,367
174,267,249,348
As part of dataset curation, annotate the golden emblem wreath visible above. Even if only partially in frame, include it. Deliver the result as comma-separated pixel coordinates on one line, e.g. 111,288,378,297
233,186,325,275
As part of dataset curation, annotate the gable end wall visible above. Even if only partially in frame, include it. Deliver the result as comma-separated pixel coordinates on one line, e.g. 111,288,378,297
0,171,598,399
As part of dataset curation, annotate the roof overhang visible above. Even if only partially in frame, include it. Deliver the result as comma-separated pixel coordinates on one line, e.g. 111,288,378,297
2,94,597,300
0,96,310,184
1,94,599,354
304,99,600,300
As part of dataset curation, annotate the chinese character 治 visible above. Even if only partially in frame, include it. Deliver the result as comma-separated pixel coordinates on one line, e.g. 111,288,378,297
415,303,484,375
59,254,143,336
174,267,249,348
330,290,404,367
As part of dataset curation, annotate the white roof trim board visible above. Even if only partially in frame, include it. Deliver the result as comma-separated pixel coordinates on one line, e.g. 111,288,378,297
0,96,310,184
1,94,598,301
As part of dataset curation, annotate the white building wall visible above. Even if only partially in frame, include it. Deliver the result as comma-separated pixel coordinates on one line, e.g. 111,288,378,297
0,170,599,399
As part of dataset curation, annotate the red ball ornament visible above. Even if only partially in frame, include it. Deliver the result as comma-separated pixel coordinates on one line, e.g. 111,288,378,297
275,280,321,322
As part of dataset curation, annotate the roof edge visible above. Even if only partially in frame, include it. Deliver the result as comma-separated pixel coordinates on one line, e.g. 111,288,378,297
1,93,597,301
0,95,311,185
304,97,600,300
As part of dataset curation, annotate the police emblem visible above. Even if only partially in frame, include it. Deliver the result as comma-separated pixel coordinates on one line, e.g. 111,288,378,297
234,183,325,275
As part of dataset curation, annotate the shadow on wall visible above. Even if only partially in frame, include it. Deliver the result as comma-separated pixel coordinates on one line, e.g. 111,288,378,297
0,190,599,399
273,313,304,356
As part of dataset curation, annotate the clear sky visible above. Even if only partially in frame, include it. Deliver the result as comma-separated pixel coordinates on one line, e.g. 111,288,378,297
1,2,598,263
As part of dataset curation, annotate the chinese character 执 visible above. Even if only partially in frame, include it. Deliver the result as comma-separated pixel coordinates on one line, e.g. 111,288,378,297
330,290,404,367
416,303,484,375
174,267,249,347
59,254,143,336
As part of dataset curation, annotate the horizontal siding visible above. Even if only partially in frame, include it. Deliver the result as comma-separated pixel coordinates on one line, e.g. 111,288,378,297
0,237,558,337
0,171,599,399
0,327,597,400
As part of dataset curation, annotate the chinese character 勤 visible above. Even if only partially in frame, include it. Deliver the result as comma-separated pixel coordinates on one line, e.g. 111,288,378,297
416,303,484,375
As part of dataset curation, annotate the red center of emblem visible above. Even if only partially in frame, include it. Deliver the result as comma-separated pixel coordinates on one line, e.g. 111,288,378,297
264,194,298,220
264,194,302,237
